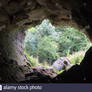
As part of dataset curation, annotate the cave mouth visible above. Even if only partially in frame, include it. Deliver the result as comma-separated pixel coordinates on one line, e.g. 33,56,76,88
24,19,92,73
0,0,92,83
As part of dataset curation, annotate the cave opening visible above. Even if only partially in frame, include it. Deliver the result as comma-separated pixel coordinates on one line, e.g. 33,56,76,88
0,0,92,83
24,19,92,74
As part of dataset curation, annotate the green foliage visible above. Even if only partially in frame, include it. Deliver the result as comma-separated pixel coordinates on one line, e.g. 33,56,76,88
67,51,85,64
37,36,59,63
25,51,39,66
57,27,91,56
24,19,92,67
24,29,38,56
35,19,61,41
54,69,64,74
24,19,60,64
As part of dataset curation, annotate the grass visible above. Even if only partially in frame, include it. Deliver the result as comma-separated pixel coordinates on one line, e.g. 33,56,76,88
67,50,86,65
53,50,86,74
25,51,50,68
25,50,87,74
25,51,40,66
54,69,64,74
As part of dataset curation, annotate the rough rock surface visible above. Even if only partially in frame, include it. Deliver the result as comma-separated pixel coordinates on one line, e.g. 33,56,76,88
21,67,57,83
52,57,71,71
0,0,92,83
53,47,92,83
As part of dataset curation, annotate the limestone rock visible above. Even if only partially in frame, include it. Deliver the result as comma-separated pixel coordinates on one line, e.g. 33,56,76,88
52,57,71,71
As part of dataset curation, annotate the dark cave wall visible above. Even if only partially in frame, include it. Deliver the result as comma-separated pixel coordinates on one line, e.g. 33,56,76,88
0,28,27,66
0,0,92,82
71,0,92,41
0,27,30,82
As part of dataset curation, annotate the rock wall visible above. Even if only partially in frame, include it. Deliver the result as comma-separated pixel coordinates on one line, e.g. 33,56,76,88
0,0,92,83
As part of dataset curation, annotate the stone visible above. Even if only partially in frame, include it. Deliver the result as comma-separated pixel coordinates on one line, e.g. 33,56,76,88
0,0,92,83
52,57,71,71
53,47,92,83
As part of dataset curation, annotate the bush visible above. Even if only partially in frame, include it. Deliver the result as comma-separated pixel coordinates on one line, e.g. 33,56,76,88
37,36,59,64
25,51,39,66
24,20,60,64
57,26,92,56
24,19,92,67
67,51,86,64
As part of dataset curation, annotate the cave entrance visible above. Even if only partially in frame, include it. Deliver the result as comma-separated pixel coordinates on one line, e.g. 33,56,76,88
24,19,92,73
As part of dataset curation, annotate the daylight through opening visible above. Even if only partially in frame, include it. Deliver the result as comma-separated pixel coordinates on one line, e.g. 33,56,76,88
24,19,92,74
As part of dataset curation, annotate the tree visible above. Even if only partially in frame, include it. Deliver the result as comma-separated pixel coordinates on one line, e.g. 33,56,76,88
25,20,91,65
37,36,59,64
24,20,60,64
56,27,91,56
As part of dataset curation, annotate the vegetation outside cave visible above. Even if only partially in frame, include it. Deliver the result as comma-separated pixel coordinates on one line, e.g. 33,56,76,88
24,19,92,74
